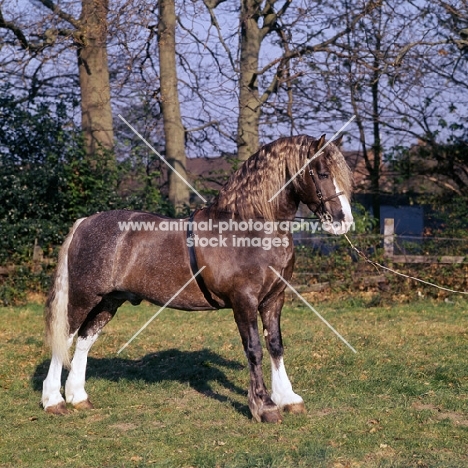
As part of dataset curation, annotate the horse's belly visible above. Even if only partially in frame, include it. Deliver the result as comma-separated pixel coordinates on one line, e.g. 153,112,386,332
123,264,223,311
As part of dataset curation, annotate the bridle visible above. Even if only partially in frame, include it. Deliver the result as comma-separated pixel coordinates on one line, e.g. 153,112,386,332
306,165,344,223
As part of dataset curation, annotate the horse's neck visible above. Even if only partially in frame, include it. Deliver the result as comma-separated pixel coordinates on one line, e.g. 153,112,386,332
211,188,299,221
274,189,300,221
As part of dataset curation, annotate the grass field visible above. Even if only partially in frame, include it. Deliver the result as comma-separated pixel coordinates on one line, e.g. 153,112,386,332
0,295,467,467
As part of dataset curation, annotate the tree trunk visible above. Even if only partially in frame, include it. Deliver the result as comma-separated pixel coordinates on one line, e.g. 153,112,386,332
237,0,262,161
158,0,189,212
78,0,114,157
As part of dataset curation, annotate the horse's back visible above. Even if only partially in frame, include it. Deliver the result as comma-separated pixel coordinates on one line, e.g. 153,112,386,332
67,211,185,294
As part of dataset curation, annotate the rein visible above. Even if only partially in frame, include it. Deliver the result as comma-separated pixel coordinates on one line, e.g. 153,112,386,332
344,234,468,295
198,207,322,223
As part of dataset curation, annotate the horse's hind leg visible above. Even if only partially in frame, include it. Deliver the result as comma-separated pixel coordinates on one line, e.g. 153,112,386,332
259,292,305,414
42,334,76,415
65,298,122,409
65,333,101,409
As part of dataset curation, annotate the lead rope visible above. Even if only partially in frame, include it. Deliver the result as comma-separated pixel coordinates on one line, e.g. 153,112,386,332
343,234,468,295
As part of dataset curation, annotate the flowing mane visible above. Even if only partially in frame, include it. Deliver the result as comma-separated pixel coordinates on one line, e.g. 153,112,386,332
212,135,353,220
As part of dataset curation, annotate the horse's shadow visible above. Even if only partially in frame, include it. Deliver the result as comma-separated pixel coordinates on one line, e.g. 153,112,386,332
32,348,250,417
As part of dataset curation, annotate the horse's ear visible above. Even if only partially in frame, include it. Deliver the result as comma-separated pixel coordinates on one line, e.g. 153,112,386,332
334,133,343,147
316,134,326,151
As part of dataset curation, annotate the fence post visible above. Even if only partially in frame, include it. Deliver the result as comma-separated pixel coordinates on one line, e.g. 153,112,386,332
384,218,394,258
33,238,43,262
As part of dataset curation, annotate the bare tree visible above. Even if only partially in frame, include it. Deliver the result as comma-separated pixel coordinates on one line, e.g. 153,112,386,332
235,0,290,160
288,0,468,221
200,0,382,160
0,0,113,157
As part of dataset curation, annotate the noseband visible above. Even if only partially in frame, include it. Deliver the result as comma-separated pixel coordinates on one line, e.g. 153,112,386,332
307,167,344,222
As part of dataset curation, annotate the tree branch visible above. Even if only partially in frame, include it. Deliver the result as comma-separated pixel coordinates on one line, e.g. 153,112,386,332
202,0,237,72
37,0,80,29
203,0,229,8
185,120,220,133
257,0,383,78
260,0,292,40
393,39,449,66
0,8,34,50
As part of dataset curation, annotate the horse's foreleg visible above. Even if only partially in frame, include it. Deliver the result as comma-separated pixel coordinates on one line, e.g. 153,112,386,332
65,307,117,410
270,356,305,413
232,297,282,423
42,334,75,415
259,293,305,414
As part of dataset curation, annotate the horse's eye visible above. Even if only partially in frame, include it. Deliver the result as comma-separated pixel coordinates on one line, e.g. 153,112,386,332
318,173,329,180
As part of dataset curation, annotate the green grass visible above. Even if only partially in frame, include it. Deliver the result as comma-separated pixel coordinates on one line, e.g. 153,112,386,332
1,297,467,467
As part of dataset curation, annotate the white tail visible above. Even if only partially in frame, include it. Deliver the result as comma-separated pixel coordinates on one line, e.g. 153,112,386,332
44,218,86,369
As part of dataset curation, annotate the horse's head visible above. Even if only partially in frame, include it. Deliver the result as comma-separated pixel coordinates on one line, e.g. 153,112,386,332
297,135,354,235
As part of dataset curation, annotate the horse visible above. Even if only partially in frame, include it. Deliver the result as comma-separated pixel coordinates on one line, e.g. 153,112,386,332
41,134,354,423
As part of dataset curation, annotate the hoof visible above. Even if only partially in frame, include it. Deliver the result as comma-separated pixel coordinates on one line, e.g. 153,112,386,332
45,401,69,415
283,402,306,414
260,408,283,424
73,399,94,410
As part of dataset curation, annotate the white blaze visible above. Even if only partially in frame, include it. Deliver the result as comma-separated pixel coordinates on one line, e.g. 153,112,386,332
322,178,353,235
